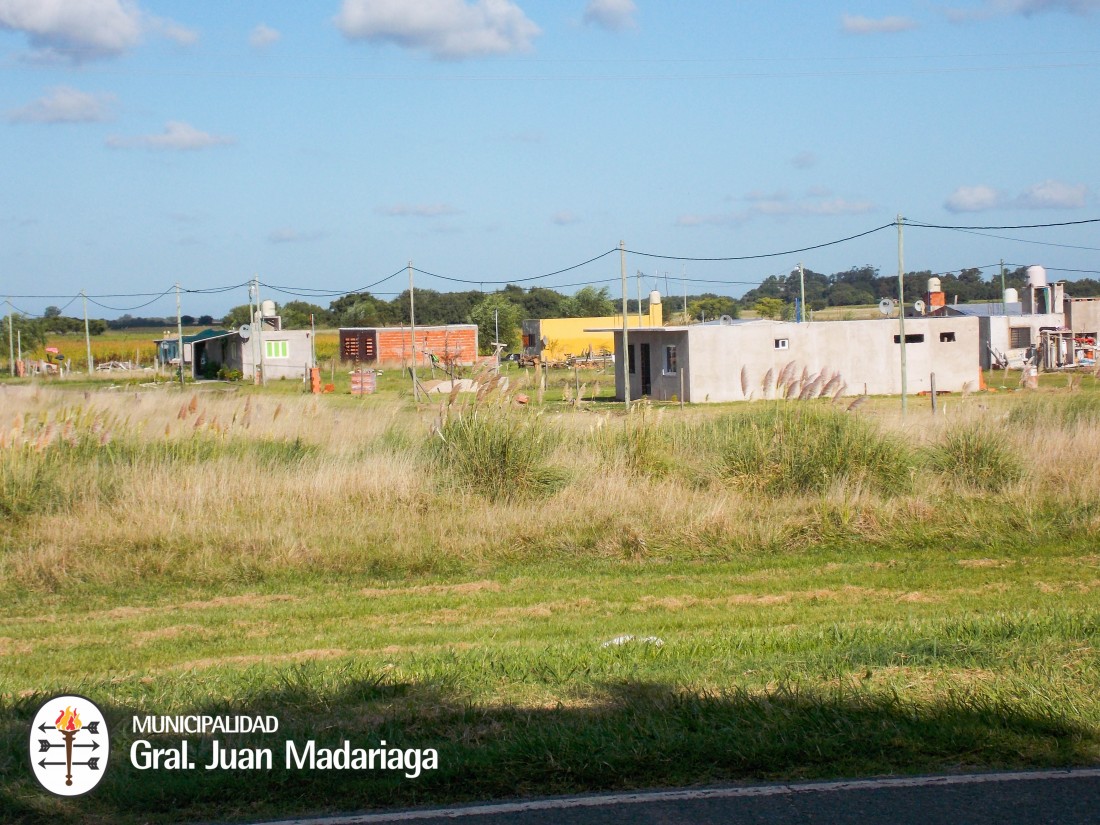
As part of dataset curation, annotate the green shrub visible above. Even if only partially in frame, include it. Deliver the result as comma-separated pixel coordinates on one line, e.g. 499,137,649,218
430,407,564,500
1007,394,1100,428
0,448,62,523
708,405,914,495
927,424,1023,492
217,365,243,382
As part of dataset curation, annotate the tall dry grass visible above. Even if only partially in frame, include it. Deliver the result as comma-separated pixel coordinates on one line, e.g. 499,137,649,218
1,384,1098,594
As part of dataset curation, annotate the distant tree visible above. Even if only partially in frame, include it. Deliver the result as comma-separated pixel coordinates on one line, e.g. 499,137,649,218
43,305,62,319
3,314,47,352
468,294,523,355
223,304,252,328
689,294,739,321
180,315,196,326
753,297,787,320
570,286,615,317
279,301,331,329
198,315,214,326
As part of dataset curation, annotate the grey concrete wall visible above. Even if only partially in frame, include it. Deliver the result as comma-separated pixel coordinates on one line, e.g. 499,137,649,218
241,331,314,380
616,317,982,402
1066,298,1100,335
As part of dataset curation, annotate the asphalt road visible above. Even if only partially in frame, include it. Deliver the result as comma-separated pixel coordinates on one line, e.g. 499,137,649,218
259,768,1100,825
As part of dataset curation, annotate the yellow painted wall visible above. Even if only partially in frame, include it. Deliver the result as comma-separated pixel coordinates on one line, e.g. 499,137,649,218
535,304,662,360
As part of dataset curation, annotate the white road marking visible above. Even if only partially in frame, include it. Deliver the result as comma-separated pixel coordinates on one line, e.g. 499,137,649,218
257,767,1100,824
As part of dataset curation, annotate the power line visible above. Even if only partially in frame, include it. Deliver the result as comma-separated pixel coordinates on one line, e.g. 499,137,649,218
625,223,896,262
85,288,176,313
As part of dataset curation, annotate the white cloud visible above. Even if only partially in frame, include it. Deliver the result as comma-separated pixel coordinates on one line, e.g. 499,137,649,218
677,191,874,227
379,203,461,217
583,0,637,31
0,0,141,59
552,210,581,225
944,184,1005,212
0,0,195,60
249,23,280,48
106,121,235,150
268,227,326,244
1016,179,1088,209
150,17,198,46
792,151,818,170
334,0,540,59
841,14,919,33
6,86,115,123
944,180,1087,211
947,0,1100,20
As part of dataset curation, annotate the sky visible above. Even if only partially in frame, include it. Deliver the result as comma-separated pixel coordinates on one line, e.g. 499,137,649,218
0,0,1098,320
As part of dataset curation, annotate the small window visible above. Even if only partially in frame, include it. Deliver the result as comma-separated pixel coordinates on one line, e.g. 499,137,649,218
265,340,289,359
893,334,925,344
1009,327,1031,348
628,344,636,375
664,345,678,374
939,332,956,342
774,338,789,350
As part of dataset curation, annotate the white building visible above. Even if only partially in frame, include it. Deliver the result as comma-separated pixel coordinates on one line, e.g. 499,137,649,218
602,315,982,403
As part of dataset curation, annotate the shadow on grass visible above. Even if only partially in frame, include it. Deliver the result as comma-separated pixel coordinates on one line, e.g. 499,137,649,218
1,671,1094,825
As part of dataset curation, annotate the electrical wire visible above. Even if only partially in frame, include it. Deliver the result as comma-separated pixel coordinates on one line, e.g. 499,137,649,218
625,223,896,262
85,288,176,313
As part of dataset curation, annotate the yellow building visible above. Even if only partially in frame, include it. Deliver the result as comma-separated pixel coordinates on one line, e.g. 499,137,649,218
522,292,663,361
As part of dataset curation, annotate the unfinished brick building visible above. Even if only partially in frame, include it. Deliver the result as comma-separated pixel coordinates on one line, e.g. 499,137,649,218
338,325,479,367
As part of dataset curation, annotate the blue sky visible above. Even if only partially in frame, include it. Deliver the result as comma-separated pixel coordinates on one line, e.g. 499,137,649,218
1,0,1098,319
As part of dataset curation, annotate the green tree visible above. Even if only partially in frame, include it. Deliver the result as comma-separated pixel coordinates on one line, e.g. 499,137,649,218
468,295,523,355
569,286,615,317
280,301,331,329
223,304,252,328
689,294,739,321
753,297,787,320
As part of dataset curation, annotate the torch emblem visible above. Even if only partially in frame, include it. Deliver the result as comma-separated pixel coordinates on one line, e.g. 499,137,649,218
29,695,109,796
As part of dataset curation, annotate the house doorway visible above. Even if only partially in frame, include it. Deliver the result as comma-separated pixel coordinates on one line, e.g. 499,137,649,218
640,343,651,396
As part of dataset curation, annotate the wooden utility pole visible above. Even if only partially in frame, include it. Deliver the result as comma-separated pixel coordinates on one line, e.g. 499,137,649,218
175,283,185,389
620,240,630,413
82,290,93,375
408,261,420,401
897,215,908,416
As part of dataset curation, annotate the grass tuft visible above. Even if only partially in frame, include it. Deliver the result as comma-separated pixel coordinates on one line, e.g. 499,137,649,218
927,424,1024,492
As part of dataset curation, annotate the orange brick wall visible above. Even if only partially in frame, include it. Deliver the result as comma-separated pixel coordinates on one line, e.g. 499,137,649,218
375,327,478,366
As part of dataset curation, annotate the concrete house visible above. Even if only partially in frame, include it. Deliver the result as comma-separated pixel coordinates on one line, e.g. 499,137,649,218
522,292,664,362
603,315,982,403
155,309,315,380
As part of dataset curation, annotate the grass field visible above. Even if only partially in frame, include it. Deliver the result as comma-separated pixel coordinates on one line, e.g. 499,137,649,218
0,372,1098,824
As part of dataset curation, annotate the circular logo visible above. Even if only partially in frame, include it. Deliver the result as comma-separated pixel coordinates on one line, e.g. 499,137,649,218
28,694,110,796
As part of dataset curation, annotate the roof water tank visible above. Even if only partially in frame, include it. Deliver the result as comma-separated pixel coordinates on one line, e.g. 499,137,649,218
261,299,277,317
648,290,662,305
927,276,942,293
1004,288,1019,303
1026,265,1047,288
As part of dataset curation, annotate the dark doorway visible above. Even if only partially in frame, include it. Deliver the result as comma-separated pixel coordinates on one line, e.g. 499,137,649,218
640,343,651,396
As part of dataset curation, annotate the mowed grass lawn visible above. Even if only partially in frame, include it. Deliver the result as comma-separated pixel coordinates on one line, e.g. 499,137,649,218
0,375,1098,824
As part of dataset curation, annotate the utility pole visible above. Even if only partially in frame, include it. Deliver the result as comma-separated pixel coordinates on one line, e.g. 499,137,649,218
17,330,22,372
408,261,420,401
494,308,500,372
682,267,688,325
620,240,630,413
1000,259,1007,315
798,262,806,323
82,290,93,375
636,270,643,325
897,215,907,416
175,283,185,389
249,278,259,385
6,300,13,376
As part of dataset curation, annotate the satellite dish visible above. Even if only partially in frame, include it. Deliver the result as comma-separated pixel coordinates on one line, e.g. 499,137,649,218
913,299,926,315
878,298,894,316
719,314,735,325
540,336,549,347
239,324,251,341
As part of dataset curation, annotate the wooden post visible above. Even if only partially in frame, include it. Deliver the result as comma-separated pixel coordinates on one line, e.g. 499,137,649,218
930,372,937,414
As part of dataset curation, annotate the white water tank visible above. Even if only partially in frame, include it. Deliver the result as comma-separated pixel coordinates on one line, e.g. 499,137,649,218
648,290,662,306
1004,287,1019,303
1026,265,1047,288
261,299,277,317
927,276,942,293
